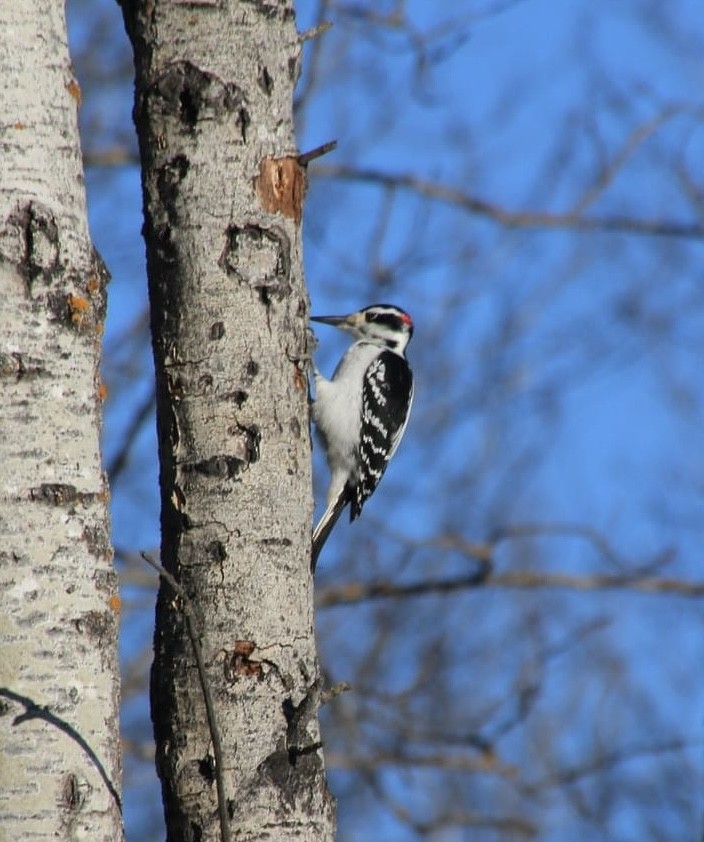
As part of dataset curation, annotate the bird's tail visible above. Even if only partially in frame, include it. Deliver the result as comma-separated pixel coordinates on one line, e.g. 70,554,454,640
311,488,349,572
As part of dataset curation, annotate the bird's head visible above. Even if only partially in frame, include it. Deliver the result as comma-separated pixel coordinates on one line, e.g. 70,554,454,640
311,304,414,353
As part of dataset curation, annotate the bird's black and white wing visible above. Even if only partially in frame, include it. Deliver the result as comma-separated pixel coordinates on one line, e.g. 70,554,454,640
350,349,414,520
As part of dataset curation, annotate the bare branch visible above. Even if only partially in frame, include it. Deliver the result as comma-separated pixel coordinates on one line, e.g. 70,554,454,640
107,386,155,483
522,736,699,795
317,569,704,608
313,163,704,239
83,146,140,168
140,553,231,842
359,763,537,837
572,105,685,214
320,681,351,706
327,749,517,777
297,140,337,166
299,20,333,43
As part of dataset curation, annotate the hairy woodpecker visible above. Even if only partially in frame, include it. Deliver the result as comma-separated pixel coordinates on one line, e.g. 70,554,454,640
310,303,414,570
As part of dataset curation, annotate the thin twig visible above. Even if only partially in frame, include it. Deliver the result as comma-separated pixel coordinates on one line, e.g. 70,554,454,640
299,20,333,43
320,681,352,706
141,552,231,842
107,386,155,482
298,140,337,167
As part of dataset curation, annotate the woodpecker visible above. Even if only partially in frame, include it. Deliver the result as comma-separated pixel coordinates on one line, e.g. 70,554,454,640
310,303,414,571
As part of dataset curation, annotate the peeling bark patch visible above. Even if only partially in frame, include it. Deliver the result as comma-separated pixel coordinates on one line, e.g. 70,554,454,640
227,640,264,679
255,156,305,223
292,361,307,391
66,78,82,105
96,376,108,401
219,224,290,299
151,61,246,129
222,640,288,684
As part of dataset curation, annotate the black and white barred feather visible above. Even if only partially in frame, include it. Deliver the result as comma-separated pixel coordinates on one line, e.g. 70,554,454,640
310,304,414,571
351,350,413,519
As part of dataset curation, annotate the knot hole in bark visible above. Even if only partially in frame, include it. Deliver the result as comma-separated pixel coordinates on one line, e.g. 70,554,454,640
219,224,291,305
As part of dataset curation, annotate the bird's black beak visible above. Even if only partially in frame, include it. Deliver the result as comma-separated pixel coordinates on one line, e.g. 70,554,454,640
311,312,364,331
310,314,347,326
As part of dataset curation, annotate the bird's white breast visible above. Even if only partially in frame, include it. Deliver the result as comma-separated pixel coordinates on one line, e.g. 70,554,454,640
313,341,381,471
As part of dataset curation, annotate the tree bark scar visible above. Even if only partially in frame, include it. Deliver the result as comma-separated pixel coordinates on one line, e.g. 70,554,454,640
150,61,248,129
7,202,60,290
219,223,291,300
255,156,306,223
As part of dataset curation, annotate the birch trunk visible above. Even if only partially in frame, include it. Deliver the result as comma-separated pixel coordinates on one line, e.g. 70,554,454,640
119,1,333,838
0,2,122,840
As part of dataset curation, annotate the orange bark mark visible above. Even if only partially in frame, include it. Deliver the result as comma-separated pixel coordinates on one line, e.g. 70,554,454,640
66,78,82,105
86,273,101,294
255,155,305,223
108,593,121,616
67,293,91,330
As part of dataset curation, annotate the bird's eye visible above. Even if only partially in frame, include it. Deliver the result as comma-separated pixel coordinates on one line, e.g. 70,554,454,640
368,312,394,328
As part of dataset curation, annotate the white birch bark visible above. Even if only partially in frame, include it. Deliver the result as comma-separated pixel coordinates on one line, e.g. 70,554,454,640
120,0,334,839
0,2,122,840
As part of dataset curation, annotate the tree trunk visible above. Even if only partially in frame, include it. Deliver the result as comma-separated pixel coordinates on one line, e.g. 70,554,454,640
0,2,122,840
119,1,333,839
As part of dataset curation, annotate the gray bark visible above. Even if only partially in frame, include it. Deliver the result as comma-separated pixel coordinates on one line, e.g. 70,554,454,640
119,1,333,839
0,2,122,841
